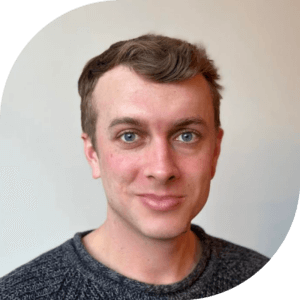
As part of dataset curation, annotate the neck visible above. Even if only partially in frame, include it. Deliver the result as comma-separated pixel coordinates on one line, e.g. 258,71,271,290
83,216,201,285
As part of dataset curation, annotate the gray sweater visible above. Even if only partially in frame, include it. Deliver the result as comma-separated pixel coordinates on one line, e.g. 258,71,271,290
0,224,269,299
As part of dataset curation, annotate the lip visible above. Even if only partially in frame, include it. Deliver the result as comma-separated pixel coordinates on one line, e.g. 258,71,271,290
138,194,185,211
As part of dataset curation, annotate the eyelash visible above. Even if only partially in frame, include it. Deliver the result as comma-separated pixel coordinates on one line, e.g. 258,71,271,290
118,129,201,144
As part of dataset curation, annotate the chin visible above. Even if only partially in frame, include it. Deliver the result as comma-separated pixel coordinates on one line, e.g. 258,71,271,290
137,218,191,241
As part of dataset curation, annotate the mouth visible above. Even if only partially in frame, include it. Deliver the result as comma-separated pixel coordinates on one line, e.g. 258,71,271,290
138,194,185,211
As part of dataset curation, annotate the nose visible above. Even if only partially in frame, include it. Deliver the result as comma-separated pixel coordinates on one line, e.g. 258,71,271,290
143,139,180,184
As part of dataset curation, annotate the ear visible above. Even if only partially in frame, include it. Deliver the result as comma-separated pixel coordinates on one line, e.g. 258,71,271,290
211,128,224,179
81,133,101,179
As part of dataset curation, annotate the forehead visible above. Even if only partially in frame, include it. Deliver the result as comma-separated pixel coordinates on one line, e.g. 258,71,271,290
92,65,214,128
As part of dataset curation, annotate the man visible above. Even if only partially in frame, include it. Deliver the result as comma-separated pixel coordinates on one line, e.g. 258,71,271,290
0,34,269,299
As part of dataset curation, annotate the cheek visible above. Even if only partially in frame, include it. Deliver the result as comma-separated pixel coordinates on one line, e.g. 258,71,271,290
183,154,213,200
181,151,214,179
100,151,140,187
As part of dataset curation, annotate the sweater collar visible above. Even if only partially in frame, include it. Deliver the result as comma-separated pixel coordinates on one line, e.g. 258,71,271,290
64,224,211,295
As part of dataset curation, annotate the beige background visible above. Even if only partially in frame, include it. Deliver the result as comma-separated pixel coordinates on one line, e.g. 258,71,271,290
0,0,299,296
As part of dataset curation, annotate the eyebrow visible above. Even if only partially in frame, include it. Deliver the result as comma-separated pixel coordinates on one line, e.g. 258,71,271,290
108,117,144,129
172,117,208,129
108,116,207,130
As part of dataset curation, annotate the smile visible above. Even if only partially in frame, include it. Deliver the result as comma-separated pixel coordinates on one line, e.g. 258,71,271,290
138,194,185,211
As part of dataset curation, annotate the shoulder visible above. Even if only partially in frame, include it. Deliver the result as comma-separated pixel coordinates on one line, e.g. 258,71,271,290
192,224,269,286
0,238,81,299
207,233,270,284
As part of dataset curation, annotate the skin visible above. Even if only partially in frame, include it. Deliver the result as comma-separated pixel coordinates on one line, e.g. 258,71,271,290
81,65,223,285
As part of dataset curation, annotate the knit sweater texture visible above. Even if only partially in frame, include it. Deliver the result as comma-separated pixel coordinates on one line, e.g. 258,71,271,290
0,224,269,299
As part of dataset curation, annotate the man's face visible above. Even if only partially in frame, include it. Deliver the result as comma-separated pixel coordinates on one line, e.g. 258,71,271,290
83,65,223,240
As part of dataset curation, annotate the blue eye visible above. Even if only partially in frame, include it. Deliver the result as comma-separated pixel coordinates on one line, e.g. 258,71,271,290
121,132,137,143
177,132,194,142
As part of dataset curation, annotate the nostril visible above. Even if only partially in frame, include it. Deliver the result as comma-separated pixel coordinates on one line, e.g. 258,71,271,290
168,175,176,181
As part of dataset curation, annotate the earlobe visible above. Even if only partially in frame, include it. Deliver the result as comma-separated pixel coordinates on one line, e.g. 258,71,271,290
81,133,101,179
